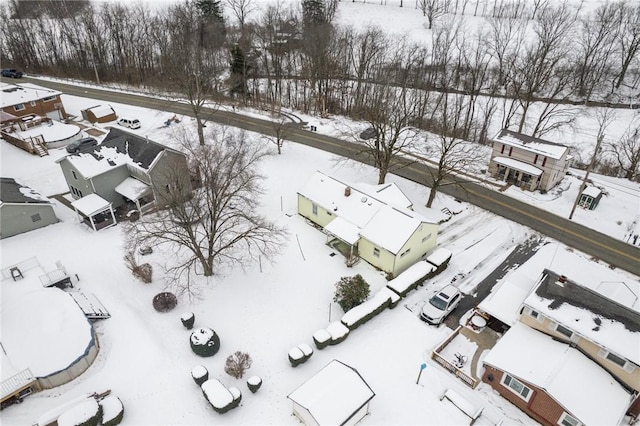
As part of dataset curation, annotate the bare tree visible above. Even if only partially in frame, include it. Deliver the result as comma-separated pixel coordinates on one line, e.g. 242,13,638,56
126,129,287,295
614,3,640,89
418,0,446,29
226,0,256,32
604,122,640,181
423,92,486,207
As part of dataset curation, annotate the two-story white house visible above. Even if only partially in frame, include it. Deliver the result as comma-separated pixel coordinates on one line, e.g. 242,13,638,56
488,129,571,192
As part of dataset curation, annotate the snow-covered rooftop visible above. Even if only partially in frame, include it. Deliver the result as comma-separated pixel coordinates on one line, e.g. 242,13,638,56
287,360,375,425
353,181,413,209
494,129,567,159
12,119,81,144
299,171,435,253
114,177,151,201
71,194,112,217
492,156,543,176
483,323,632,426
0,177,51,204
582,186,602,198
0,82,61,108
87,105,114,119
524,269,640,365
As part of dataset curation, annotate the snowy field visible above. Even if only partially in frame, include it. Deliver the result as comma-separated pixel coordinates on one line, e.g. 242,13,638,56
1,89,639,425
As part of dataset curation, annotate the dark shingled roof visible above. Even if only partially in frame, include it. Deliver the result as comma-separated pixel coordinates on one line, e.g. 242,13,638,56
85,127,167,170
536,269,640,333
497,129,569,149
0,177,50,204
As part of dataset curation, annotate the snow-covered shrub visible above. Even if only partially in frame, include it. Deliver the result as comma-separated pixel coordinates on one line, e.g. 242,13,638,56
201,379,240,414
56,398,102,426
326,321,350,345
341,290,391,330
191,365,209,386
99,395,124,426
386,261,435,297
426,248,453,274
124,252,152,283
224,351,252,379
288,344,313,367
247,376,262,393
181,312,195,329
190,327,220,357
312,329,331,350
333,274,370,312
153,292,177,312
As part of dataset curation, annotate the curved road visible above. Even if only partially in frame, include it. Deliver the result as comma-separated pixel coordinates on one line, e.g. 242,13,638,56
20,77,640,276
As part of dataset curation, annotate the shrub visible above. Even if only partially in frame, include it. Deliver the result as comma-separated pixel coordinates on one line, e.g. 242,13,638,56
181,312,195,329
100,396,124,426
224,351,252,379
57,398,102,426
124,252,153,283
190,328,221,357
247,376,262,393
312,329,331,350
191,365,209,386
333,274,370,312
153,292,177,312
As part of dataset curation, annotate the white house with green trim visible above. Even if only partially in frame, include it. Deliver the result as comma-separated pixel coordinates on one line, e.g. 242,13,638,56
297,171,439,277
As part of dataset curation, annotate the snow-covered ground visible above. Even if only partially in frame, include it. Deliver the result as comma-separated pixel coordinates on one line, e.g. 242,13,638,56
1,90,639,426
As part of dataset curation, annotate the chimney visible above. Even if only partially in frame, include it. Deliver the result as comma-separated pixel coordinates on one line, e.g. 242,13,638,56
344,187,351,197
556,275,567,286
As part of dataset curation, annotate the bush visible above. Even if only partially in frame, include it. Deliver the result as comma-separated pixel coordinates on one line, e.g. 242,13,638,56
333,274,370,312
153,292,177,312
191,365,209,386
100,396,124,426
190,328,221,357
124,252,152,283
288,343,313,367
181,312,195,329
312,329,331,350
57,398,102,426
224,351,252,379
247,376,262,393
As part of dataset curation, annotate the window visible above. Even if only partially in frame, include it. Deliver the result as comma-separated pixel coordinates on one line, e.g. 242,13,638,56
373,248,380,258
43,96,56,102
31,213,41,222
533,154,538,164
422,233,432,244
312,203,318,215
30,101,36,107
554,324,574,339
500,144,505,154
72,170,77,180
14,103,25,111
508,146,513,156
523,306,544,322
400,248,411,258
542,157,547,167
558,412,581,426
599,349,635,372
501,374,532,401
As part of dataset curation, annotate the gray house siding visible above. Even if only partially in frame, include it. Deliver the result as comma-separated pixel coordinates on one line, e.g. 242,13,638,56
90,167,130,207
59,159,94,199
148,151,193,208
0,203,58,239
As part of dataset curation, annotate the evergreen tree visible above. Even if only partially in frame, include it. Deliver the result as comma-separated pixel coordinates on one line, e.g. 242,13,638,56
229,43,249,95
302,0,326,27
195,0,224,23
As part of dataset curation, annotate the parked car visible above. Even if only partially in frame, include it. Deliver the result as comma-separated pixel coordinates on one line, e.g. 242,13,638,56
66,137,98,153
1,68,23,78
420,285,462,324
117,117,141,129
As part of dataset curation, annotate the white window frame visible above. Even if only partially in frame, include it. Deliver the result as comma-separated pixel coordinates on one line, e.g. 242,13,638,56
500,374,532,402
42,96,56,102
14,103,25,111
598,348,636,373
400,248,411,258
312,203,318,216
422,233,432,244
373,247,380,258
523,306,544,323
558,412,581,426
549,322,579,342
30,101,36,107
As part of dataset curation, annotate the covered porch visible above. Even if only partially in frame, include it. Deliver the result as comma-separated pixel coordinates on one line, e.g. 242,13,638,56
324,217,360,264
71,194,116,231
492,157,542,191
115,177,155,216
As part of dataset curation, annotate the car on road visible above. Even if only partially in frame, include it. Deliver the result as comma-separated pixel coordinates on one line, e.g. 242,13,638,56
420,285,462,325
117,117,141,129
1,68,23,78
66,137,98,153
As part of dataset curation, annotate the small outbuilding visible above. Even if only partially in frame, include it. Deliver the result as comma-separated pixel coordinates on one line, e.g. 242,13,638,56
288,359,375,426
81,105,117,124
578,186,602,210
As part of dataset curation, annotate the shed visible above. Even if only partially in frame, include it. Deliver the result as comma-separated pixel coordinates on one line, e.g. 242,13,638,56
0,177,59,239
288,360,375,426
81,105,116,124
578,186,602,210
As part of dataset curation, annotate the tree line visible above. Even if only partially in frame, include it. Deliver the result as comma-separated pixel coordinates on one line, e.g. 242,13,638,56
1,0,638,180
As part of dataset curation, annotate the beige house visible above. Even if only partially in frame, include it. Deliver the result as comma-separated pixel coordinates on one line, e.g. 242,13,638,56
297,171,439,277
488,129,571,192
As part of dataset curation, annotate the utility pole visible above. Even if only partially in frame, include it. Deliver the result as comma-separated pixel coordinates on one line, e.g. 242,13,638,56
569,128,605,220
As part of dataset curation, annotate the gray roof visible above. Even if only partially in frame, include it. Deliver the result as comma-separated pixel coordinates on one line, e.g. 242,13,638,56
535,269,640,333
0,178,50,204
497,129,569,149
99,128,167,169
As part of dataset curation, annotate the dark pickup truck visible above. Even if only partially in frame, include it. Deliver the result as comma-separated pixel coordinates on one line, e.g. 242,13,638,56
1,68,23,78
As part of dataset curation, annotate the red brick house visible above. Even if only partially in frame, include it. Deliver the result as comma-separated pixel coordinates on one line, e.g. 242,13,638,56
482,323,634,426
1,82,67,121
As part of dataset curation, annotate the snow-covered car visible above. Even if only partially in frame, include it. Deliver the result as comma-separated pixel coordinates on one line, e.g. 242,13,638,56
66,137,98,153
420,285,462,325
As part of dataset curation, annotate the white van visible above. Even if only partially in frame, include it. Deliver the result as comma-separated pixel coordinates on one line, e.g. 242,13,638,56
117,117,141,129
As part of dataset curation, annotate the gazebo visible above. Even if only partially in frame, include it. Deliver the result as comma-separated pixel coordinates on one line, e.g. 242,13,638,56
71,194,116,231
288,360,375,426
